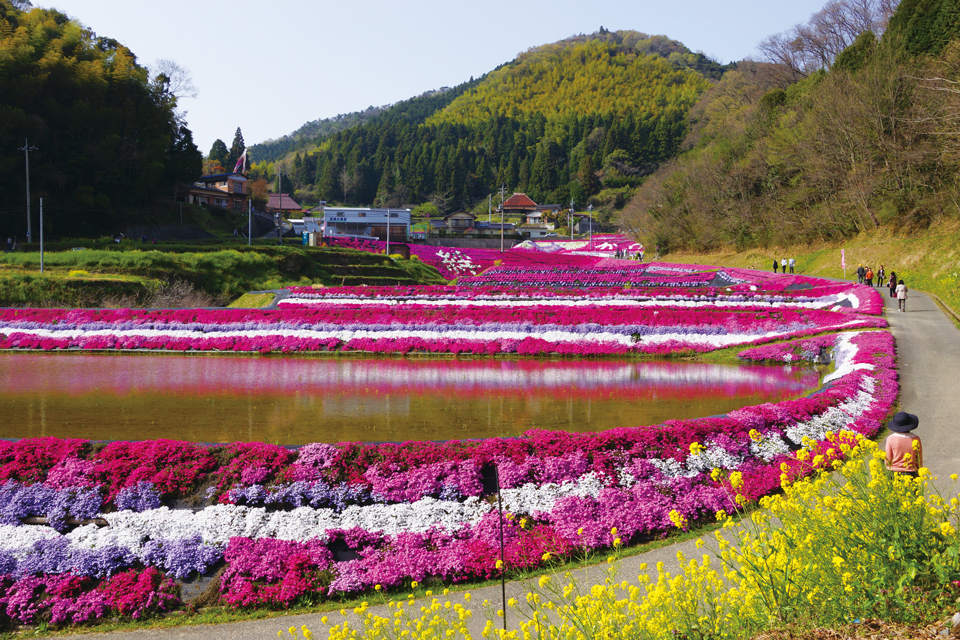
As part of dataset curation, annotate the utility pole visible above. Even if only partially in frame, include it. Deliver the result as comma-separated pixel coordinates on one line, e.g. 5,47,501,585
248,200,252,247
386,207,391,256
19,138,37,244
39,198,44,273
275,170,284,246
569,199,575,240
587,203,594,250
499,184,506,253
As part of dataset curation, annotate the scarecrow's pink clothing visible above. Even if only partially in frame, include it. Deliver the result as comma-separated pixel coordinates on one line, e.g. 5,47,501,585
885,433,922,472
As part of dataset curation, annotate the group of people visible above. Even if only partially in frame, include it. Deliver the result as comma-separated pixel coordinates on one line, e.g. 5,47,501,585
856,263,883,286
615,247,644,261
772,258,796,274
857,264,909,311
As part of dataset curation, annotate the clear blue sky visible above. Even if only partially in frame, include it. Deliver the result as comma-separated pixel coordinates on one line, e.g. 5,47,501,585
40,0,831,157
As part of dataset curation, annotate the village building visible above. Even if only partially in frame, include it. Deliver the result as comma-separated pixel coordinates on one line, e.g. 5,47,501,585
575,215,602,234
266,193,303,216
180,172,249,211
308,205,411,241
500,193,539,215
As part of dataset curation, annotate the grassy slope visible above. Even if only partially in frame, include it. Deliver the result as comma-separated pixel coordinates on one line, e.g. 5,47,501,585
657,220,960,319
0,245,446,308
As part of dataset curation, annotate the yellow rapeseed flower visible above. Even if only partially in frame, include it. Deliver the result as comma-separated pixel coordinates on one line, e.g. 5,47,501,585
729,471,744,490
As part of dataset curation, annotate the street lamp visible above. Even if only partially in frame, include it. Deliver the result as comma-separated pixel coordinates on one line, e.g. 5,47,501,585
18,138,37,244
587,203,594,250
275,170,286,245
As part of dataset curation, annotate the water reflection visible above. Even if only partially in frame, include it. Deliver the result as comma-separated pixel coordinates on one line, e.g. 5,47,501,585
0,353,821,444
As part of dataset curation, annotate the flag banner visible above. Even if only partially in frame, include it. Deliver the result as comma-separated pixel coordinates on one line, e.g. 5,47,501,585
841,249,846,270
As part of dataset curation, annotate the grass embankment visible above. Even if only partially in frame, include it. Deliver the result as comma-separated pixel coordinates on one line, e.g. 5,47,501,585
659,221,960,320
0,244,445,308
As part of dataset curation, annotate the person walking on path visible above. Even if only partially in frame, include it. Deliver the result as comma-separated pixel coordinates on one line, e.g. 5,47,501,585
856,264,865,284
877,265,885,287
889,271,898,298
781,258,787,273
773,259,778,273
884,412,922,477
866,267,874,287
896,279,909,311
788,258,795,274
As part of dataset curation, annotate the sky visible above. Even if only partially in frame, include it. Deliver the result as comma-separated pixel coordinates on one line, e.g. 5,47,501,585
39,0,832,157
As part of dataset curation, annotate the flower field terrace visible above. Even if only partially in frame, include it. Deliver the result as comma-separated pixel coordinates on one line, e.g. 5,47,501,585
284,278,882,315
0,300,885,357
324,236,599,280
0,328,897,625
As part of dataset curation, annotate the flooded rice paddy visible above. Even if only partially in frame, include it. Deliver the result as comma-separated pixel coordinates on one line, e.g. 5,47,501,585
0,353,822,444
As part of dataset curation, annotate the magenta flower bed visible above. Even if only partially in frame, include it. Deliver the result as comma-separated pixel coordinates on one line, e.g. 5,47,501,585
0,568,180,626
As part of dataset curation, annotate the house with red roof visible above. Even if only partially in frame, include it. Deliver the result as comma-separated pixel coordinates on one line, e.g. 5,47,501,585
500,193,538,215
266,193,303,216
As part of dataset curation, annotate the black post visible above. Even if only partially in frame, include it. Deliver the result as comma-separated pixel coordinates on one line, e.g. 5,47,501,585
497,466,506,632
481,464,507,631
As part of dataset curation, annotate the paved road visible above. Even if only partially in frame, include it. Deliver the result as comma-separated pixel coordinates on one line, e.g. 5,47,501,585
881,286,960,495
70,288,960,639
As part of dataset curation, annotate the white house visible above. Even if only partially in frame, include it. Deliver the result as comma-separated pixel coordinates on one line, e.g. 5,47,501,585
308,206,411,241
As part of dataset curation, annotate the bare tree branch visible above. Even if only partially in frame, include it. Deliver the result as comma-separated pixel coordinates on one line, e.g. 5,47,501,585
151,59,198,100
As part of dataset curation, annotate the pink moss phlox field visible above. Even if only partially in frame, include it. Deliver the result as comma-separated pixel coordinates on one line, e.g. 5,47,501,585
0,568,180,627
0,242,900,621
0,330,897,614
216,442,295,497
0,303,885,358
738,334,840,363
219,537,333,608
0,438,88,485
92,440,217,503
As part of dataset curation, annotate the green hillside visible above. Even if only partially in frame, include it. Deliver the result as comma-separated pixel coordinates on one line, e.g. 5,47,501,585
620,0,960,253
267,30,731,214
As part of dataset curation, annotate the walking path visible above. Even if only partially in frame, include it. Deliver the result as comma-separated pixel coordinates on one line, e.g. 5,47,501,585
73,288,960,639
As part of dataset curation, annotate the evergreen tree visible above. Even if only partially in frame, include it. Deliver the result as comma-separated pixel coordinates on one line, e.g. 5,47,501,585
579,153,600,196
209,139,228,166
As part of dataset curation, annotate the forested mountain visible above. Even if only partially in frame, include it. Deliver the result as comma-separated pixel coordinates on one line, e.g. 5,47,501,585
620,0,960,251
267,30,731,213
0,0,202,238
250,88,460,165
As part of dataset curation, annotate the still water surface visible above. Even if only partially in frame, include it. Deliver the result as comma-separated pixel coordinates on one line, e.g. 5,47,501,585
0,353,821,444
